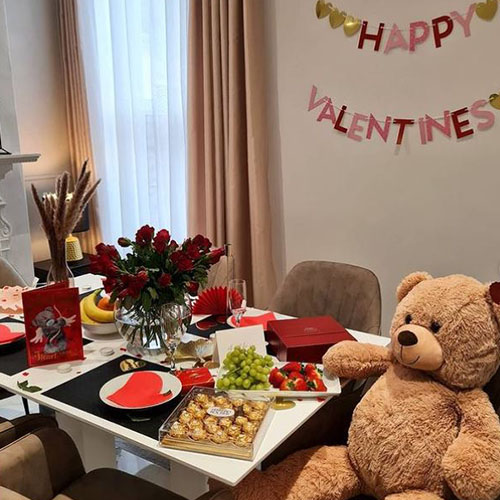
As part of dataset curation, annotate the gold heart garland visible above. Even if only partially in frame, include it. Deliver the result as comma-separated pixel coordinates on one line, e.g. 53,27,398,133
490,93,500,110
316,1,498,39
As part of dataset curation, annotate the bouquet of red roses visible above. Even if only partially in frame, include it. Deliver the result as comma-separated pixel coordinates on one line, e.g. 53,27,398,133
90,225,225,311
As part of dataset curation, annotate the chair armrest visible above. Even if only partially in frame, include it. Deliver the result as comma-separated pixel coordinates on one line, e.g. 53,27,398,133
0,427,84,499
0,486,30,500
0,414,58,449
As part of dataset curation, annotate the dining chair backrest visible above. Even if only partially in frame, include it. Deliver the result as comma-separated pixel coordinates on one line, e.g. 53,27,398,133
269,261,382,335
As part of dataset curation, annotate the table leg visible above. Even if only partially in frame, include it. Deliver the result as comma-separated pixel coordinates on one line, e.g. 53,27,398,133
56,412,116,471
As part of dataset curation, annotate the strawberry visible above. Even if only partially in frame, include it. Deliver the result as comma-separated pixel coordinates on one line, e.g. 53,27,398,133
269,367,287,388
280,377,308,391
288,371,305,381
308,377,327,392
304,364,321,380
282,362,302,373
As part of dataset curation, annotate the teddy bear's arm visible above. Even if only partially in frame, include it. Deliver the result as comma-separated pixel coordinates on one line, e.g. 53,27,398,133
442,389,500,500
323,341,392,379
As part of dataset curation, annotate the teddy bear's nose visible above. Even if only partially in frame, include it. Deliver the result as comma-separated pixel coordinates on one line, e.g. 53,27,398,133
398,330,418,346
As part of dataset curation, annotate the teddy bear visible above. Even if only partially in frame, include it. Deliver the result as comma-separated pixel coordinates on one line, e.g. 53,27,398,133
233,272,500,500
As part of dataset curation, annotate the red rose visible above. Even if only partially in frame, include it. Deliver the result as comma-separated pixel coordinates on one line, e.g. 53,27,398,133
90,253,118,276
103,277,118,294
208,247,225,264
158,273,172,287
186,281,199,296
95,243,119,260
135,225,154,246
119,270,149,298
186,242,200,259
171,251,193,271
153,229,170,254
193,234,212,251
117,237,131,248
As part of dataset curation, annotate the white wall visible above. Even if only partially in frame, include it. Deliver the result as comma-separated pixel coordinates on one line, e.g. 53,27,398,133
5,0,71,262
265,0,500,332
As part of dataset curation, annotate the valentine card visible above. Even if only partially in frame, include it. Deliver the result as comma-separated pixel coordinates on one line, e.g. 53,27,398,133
22,282,83,367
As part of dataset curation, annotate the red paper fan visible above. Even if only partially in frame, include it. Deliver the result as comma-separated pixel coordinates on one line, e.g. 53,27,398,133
192,286,242,315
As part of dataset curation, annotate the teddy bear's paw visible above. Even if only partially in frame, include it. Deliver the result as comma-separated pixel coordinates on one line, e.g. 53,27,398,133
322,341,391,379
385,491,444,500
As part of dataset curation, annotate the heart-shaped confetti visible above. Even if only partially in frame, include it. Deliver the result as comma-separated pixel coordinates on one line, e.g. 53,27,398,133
476,0,498,20
489,93,500,110
329,8,346,29
315,0,332,19
344,15,361,36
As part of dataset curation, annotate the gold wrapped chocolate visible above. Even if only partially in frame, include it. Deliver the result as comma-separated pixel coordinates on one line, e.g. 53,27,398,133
227,424,241,437
205,423,220,434
247,411,264,422
211,429,229,444
234,434,253,447
194,393,210,405
179,411,192,424
242,403,253,415
252,401,268,411
187,419,203,430
214,396,230,408
204,415,218,426
190,427,207,441
186,402,200,414
235,416,249,426
242,421,257,435
193,408,206,419
231,398,245,408
218,417,232,428
168,422,188,438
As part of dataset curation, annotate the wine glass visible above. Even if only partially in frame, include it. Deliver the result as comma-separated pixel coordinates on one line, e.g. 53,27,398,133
160,302,191,369
228,279,247,327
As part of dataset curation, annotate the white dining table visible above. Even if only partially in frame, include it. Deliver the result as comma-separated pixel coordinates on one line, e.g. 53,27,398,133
0,273,390,498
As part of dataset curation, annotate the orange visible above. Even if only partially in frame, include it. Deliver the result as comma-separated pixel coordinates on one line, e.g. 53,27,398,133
97,296,114,311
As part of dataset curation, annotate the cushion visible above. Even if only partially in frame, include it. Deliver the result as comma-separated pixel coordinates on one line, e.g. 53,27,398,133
54,468,188,500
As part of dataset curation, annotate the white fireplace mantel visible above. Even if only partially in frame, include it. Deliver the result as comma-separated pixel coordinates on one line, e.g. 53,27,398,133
0,152,40,267
0,152,40,167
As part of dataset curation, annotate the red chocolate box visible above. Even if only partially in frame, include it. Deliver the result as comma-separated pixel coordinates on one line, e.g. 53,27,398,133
175,367,215,394
266,316,355,363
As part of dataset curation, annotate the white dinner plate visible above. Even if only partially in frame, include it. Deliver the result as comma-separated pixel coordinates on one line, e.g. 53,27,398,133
226,308,270,327
82,321,118,335
0,322,25,345
221,362,341,399
99,371,182,410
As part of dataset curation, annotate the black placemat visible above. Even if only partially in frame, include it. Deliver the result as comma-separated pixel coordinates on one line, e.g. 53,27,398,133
0,334,92,376
187,314,232,339
42,355,181,440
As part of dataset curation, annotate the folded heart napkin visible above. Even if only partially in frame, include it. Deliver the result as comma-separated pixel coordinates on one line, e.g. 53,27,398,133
107,371,173,408
0,324,24,344
231,312,277,330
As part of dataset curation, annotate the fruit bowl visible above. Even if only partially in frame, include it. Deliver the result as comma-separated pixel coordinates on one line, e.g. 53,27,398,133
80,289,118,335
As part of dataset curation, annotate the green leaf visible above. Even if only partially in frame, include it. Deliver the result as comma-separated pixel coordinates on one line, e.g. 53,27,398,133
17,380,42,393
142,292,152,311
148,287,158,300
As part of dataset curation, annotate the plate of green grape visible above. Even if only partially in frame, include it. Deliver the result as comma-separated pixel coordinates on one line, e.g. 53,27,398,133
216,345,341,398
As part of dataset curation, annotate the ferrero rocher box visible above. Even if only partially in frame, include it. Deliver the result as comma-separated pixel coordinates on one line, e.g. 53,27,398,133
159,387,273,460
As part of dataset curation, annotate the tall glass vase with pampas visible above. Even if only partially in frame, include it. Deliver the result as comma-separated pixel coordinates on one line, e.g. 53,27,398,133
31,161,100,284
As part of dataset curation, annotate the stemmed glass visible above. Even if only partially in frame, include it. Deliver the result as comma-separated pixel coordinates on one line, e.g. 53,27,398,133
160,302,191,369
228,279,247,327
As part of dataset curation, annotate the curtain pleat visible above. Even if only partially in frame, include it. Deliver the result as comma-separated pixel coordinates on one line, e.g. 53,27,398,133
58,0,101,252
188,0,277,307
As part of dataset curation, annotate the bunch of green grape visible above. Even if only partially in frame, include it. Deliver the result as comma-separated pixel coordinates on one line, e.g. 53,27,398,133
216,345,274,390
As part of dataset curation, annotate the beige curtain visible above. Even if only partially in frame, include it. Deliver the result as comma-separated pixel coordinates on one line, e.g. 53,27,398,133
58,0,101,252
188,0,277,307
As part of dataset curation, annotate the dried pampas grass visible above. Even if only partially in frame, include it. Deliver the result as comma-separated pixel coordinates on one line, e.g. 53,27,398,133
32,160,100,281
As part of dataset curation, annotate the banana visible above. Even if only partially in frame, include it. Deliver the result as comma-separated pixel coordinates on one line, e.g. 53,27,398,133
80,299,98,324
83,291,115,323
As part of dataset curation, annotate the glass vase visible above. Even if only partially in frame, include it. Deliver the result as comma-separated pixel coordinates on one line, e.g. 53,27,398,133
115,296,192,363
46,238,74,285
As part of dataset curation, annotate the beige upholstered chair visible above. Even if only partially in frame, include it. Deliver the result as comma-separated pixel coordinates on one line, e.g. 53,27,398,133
270,261,382,334
0,414,57,449
0,426,232,500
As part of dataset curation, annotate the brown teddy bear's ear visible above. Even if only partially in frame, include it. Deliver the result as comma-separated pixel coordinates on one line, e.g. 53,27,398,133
396,272,433,302
486,282,500,327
